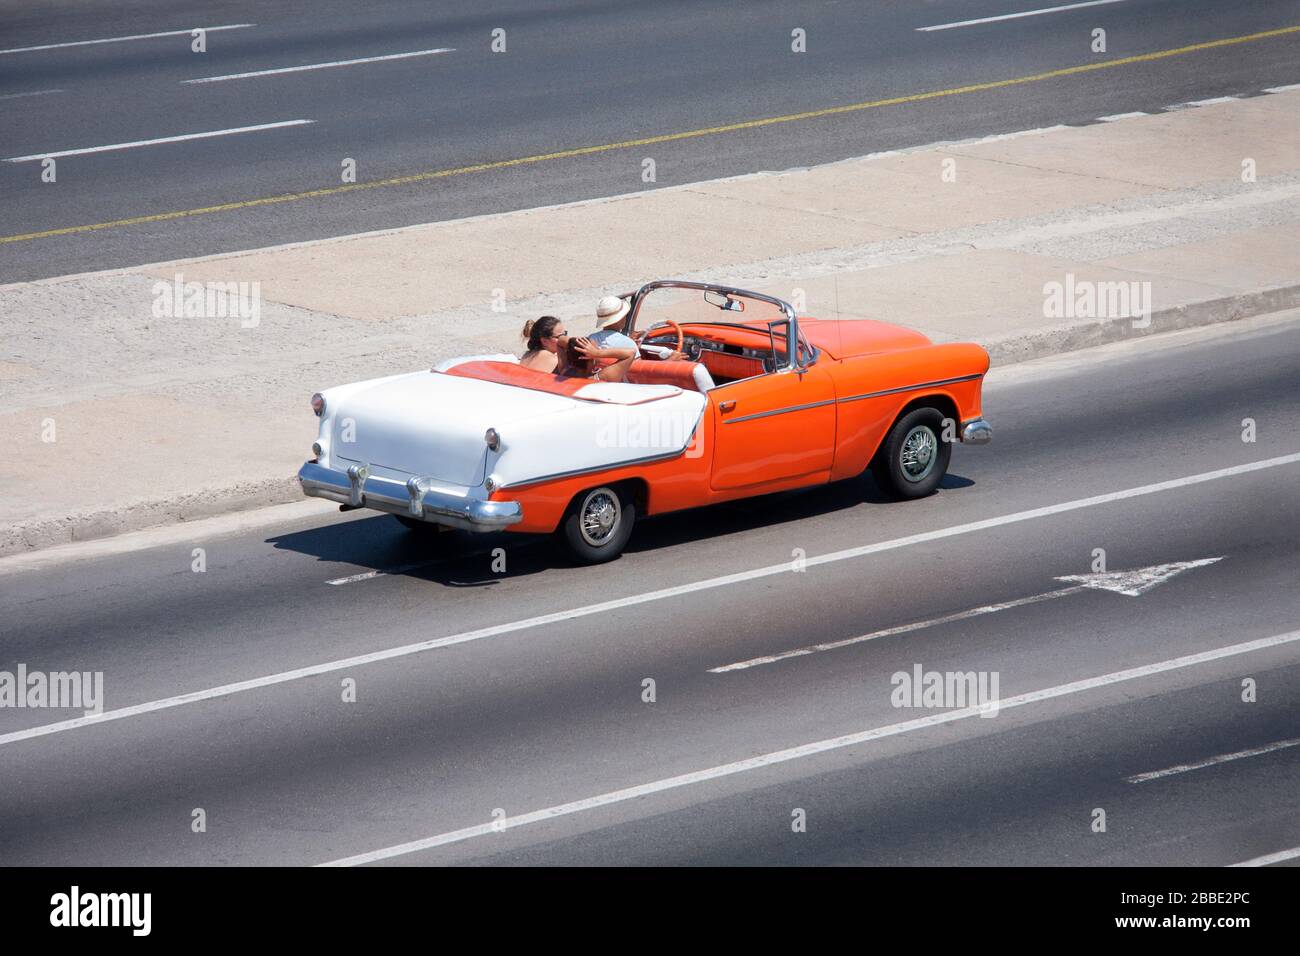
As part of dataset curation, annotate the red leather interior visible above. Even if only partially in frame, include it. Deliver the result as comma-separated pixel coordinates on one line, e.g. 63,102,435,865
700,350,765,381
442,361,590,396
625,359,703,391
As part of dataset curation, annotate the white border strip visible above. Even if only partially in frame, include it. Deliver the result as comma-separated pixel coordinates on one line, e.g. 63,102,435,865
3,120,315,163
183,47,454,84
917,0,1127,32
319,628,1300,865
2,452,1296,749
0,25,253,55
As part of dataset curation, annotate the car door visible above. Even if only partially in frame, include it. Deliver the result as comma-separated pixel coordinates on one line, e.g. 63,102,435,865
709,362,837,490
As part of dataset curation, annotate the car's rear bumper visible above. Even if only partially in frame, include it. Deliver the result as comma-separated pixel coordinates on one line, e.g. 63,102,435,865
297,460,522,531
961,418,993,444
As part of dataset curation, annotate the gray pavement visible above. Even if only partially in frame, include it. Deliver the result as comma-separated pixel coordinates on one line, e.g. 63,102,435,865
1,315,1296,865
2,0,1299,279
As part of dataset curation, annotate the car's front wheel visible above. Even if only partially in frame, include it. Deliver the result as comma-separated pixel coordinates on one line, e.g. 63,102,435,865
561,484,636,564
872,407,952,499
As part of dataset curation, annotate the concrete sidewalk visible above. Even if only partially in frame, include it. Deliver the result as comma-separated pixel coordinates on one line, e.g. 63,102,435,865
3,90,1299,556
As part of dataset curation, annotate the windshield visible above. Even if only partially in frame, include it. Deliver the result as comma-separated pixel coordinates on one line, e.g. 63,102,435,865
630,284,815,369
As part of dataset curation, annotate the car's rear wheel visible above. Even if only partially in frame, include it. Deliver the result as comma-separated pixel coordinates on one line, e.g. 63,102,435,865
871,407,952,499
561,484,636,563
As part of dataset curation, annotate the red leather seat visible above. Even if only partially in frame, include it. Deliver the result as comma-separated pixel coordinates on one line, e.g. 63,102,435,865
625,359,705,391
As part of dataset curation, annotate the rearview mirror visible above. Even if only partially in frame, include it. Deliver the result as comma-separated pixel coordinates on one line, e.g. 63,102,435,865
704,291,744,312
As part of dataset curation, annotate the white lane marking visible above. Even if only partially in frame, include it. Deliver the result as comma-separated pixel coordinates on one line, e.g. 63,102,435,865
1097,111,1148,122
1126,737,1300,784
1,455,1296,748
0,89,64,101
0,25,253,55
1230,846,1300,867
1264,83,1300,93
917,0,1127,32
318,629,1300,865
183,47,455,84
3,120,315,163
714,558,1223,672
1055,557,1223,597
334,454,1300,590
713,586,1084,673
326,561,437,585
1182,96,1238,107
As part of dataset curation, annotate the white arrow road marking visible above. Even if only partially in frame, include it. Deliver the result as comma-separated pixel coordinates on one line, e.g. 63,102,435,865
318,628,1300,866
1054,557,1224,597
4,451,1296,748
1230,846,1300,867
711,558,1224,673
1126,736,1300,784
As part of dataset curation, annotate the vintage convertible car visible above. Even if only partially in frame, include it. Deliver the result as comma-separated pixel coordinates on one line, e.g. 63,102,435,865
297,280,992,562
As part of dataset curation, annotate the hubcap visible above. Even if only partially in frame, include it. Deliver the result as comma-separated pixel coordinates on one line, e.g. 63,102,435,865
900,425,938,482
579,489,621,546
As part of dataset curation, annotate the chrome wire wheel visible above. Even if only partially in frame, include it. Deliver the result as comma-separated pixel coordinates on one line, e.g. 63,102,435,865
579,488,621,547
899,425,938,483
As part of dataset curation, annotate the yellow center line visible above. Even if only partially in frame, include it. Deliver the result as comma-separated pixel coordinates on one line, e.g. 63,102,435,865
3,23,1298,246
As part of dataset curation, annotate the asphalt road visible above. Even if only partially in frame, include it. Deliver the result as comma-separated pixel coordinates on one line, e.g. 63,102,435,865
2,0,1299,279
1,315,1297,866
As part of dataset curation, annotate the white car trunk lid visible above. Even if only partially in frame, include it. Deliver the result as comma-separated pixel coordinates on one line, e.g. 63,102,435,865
331,372,578,486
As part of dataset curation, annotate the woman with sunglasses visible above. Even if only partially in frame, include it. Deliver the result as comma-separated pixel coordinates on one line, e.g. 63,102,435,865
520,315,637,380
519,315,565,373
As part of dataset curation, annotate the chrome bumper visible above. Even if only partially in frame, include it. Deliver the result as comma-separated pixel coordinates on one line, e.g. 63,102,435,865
297,461,522,532
961,418,993,444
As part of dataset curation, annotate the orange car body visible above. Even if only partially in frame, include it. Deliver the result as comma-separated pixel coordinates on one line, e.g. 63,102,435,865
488,316,989,534
299,281,991,561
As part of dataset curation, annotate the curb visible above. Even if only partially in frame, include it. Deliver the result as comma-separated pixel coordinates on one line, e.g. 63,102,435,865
3,287,1298,559
1,476,302,559
981,284,1300,365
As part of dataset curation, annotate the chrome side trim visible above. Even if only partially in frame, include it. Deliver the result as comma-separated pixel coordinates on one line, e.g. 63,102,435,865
836,373,983,405
497,447,686,489
723,398,837,424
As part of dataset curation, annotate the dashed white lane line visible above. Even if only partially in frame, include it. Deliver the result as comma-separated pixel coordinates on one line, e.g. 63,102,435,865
1126,737,1300,783
0,89,65,101
183,47,455,84
326,562,435,586
1097,111,1148,122
1263,83,1300,93
0,25,253,55
329,451,1300,588
2,452,1296,749
917,0,1128,32
713,557,1224,672
1230,846,1300,867
318,628,1300,866
711,585,1086,672
3,120,315,163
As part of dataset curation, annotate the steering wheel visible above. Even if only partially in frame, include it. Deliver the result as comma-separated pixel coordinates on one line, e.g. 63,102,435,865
643,320,684,355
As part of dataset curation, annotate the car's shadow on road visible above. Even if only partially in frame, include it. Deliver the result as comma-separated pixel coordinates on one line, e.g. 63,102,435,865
267,472,976,587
